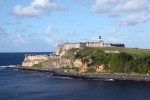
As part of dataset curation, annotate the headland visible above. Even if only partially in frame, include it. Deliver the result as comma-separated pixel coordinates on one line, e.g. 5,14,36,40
20,36,150,82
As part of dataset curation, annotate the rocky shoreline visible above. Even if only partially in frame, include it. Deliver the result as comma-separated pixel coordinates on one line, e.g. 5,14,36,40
6,67,150,82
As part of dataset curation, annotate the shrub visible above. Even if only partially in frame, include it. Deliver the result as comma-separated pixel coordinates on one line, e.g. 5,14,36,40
86,68,96,73
32,63,43,69
72,47,150,74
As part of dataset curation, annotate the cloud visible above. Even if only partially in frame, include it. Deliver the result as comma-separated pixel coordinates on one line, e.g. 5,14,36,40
109,26,121,35
11,33,41,47
43,25,64,46
44,25,53,37
6,25,62,49
91,0,150,26
91,0,149,14
44,35,63,46
12,0,66,18
119,13,150,26
12,34,28,46
0,26,8,38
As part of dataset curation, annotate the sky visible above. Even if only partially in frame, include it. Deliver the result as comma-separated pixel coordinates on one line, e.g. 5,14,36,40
0,0,150,52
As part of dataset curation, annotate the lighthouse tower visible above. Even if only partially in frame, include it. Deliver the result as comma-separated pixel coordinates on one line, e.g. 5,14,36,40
98,36,102,42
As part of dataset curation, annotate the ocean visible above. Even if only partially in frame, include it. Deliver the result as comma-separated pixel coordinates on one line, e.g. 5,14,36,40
0,53,150,100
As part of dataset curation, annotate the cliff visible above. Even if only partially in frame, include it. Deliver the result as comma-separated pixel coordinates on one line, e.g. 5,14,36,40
22,54,49,67
22,47,150,74
22,53,105,73
19,46,150,82
42,58,74,69
42,57,105,72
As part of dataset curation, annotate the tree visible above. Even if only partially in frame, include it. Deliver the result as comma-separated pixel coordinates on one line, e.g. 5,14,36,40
109,54,124,72
90,49,106,65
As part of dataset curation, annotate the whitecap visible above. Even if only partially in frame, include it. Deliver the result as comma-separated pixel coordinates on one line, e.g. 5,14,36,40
105,78,115,82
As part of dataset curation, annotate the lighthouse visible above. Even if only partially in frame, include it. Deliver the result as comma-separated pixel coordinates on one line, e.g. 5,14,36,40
98,36,102,42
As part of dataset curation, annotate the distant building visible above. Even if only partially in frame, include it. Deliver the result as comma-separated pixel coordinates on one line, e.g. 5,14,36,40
56,36,125,56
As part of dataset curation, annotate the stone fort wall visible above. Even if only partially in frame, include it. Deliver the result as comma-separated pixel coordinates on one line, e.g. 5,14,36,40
22,54,49,67
56,41,125,56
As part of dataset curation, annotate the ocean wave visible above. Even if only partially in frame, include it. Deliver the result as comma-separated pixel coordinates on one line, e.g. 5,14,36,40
0,65,16,68
105,79,115,82
51,75,73,80
60,76,73,79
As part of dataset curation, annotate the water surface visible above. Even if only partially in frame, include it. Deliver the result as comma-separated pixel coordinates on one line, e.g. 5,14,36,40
0,69,150,100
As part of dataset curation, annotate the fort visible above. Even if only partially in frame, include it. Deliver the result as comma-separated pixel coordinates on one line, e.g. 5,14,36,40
19,36,150,82
22,54,49,67
22,36,125,67
56,36,124,56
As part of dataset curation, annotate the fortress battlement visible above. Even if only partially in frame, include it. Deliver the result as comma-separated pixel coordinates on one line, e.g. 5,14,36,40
56,36,125,56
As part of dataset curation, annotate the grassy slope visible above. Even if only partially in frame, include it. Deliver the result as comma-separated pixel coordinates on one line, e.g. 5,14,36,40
65,47,150,58
97,47,150,57
64,48,78,58
64,47,150,58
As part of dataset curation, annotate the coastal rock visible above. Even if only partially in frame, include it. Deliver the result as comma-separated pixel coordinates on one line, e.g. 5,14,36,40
22,53,106,73
73,59,82,68
79,64,88,72
96,64,105,72
22,54,49,67
42,58,74,69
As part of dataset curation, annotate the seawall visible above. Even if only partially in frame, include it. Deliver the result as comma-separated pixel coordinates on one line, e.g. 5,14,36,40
51,69,150,82
8,67,150,82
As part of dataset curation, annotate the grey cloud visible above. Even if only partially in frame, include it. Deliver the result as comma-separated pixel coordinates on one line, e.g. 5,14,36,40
119,13,150,26
91,0,150,26
91,0,149,14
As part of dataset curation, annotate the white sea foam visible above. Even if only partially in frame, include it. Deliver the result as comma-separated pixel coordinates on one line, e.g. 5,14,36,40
60,77,73,79
51,76,73,80
0,65,16,68
105,79,115,82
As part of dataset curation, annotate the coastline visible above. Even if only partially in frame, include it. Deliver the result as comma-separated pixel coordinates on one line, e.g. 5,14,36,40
6,67,150,82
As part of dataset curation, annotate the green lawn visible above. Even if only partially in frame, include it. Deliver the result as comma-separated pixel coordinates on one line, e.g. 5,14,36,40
65,47,150,58
97,47,150,57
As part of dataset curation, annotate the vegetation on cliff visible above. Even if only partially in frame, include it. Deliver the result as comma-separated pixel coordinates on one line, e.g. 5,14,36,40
32,63,43,69
65,47,150,74
60,66,79,72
